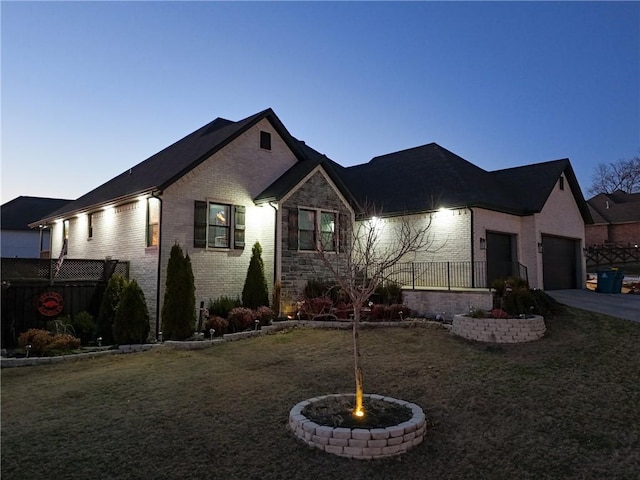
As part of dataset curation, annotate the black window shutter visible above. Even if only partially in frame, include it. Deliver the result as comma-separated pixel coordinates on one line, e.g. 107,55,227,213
234,205,246,249
288,208,298,250
194,201,207,248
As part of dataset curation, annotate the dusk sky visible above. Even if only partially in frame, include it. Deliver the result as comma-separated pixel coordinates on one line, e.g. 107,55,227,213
2,1,639,205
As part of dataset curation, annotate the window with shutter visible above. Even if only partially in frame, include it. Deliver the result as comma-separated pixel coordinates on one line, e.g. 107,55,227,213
288,208,298,250
194,201,207,248
234,205,245,249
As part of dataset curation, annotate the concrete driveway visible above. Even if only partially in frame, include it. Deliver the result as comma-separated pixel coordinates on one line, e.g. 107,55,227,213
547,289,640,323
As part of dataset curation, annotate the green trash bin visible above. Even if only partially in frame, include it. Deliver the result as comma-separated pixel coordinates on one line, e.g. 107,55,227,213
596,269,624,294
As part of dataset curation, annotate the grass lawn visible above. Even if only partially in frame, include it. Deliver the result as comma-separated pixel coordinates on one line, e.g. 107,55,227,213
2,307,639,480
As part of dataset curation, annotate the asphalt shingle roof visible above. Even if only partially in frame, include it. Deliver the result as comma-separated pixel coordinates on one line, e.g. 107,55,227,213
1,196,72,230
38,108,306,222
587,190,640,224
30,108,590,226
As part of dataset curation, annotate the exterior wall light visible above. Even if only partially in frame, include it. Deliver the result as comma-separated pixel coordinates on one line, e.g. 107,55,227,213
537,242,544,253
479,237,486,250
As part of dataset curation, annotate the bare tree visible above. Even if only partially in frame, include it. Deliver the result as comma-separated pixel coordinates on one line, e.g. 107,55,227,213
315,207,433,417
588,155,640,196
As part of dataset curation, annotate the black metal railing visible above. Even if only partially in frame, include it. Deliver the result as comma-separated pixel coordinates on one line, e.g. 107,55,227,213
380,261,528,290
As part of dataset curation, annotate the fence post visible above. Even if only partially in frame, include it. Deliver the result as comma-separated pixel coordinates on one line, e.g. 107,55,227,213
447,262,451,291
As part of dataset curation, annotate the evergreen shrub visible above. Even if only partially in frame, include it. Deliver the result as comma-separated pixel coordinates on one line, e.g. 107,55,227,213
97,274,127,345
113,279,150,344
161,243,196,340
242,242,269,309
207,296,242,319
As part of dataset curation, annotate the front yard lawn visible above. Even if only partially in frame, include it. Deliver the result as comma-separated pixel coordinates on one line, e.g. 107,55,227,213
2,307,639,480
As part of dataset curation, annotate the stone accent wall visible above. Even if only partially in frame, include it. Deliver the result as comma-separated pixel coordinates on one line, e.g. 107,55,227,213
280,169,352,309
451,314,546,343
289,394,426,459
402,288,493,321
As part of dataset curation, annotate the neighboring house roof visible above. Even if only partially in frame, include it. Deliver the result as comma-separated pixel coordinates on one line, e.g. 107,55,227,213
340,143,591,221
34,108,309,224
1,196,71,230
587,190,640,225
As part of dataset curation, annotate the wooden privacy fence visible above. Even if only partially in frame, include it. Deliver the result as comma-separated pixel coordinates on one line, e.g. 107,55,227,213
585,244,640,268
1,258,129,349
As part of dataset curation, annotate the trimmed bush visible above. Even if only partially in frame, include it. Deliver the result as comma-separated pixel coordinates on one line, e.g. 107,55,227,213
43,334,81,356
203,316,228,337
208,296,242,319
374,282,403,305
242,242,269,309
17,329,81,356
113,279,150,344
227,307,255,333
70,311,97,345
161,243,196,340
254,306,275,327
97,274,127,345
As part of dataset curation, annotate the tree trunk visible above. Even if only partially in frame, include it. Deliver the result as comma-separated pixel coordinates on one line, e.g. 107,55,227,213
353,304,364,416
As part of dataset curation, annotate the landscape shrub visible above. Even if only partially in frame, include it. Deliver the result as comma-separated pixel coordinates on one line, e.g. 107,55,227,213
374,282,403,305
335,302,353,319
242,242,270,309
207,296,242,319
370,304,388,320
203,316,228,336
69,311,97,345
227,307,255,333
388,304,410,320
18,329,53,356
491,276,529,297
161,243,196,340
96,274,127,345
254,306,275,327
303,279,342,303
43,334,81,356
530,289,564,316
17,329,81,356
299,297,333,319
113,279,150,344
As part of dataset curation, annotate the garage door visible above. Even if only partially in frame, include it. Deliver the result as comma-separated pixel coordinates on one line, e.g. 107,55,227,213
542,235,578,290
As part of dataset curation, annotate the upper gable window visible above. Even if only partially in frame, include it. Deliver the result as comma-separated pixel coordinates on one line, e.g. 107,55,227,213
147,198,160,247
260,131,271,150
559,176,565,190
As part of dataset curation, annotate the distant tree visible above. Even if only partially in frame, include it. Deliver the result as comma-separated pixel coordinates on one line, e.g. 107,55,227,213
161,243,196,340
113,279,150,344
588,154,640,196
242,242,269,309
96,274,127,345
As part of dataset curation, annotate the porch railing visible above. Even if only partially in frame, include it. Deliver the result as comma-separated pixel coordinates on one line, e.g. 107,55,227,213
380,261,528,290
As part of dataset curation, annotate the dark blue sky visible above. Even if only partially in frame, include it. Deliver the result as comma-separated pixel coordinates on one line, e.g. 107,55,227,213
2,1,638,203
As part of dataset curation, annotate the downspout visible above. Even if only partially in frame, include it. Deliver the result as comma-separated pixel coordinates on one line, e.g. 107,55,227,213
269,201,279,284
469,207,475,288
152,190,163,340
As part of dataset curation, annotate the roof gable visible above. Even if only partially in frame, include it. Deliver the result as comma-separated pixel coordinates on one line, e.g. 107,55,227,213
36,108,305,223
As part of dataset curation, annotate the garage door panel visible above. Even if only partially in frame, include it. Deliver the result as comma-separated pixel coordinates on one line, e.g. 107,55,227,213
542,235,577,290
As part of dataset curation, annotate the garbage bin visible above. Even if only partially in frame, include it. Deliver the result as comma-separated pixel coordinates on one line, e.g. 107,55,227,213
596,269,624,294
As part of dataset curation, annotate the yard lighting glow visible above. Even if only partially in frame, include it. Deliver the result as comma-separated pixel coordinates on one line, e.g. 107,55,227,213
354,408,365,418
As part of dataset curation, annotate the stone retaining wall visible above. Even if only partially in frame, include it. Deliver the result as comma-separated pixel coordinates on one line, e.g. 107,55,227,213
289,394,426,459
451,314,545,343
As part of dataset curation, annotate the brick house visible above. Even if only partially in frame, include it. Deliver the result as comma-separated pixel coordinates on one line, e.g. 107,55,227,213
31,108,591,334
585,190,640,246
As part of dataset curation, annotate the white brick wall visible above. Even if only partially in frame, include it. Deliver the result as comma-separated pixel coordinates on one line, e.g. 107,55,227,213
360,208,472,264
472,174,586,289
160,118,298,329
51,118,299,337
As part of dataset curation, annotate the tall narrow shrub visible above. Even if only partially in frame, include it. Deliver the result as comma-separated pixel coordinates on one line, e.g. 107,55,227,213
161,243,196,340
96,274,127,345
113,279,150,344
242,242,269,309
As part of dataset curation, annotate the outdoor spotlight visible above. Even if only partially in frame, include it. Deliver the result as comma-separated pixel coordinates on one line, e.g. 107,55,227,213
255,319,260,330
158,331,163,343
97,337,102,347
